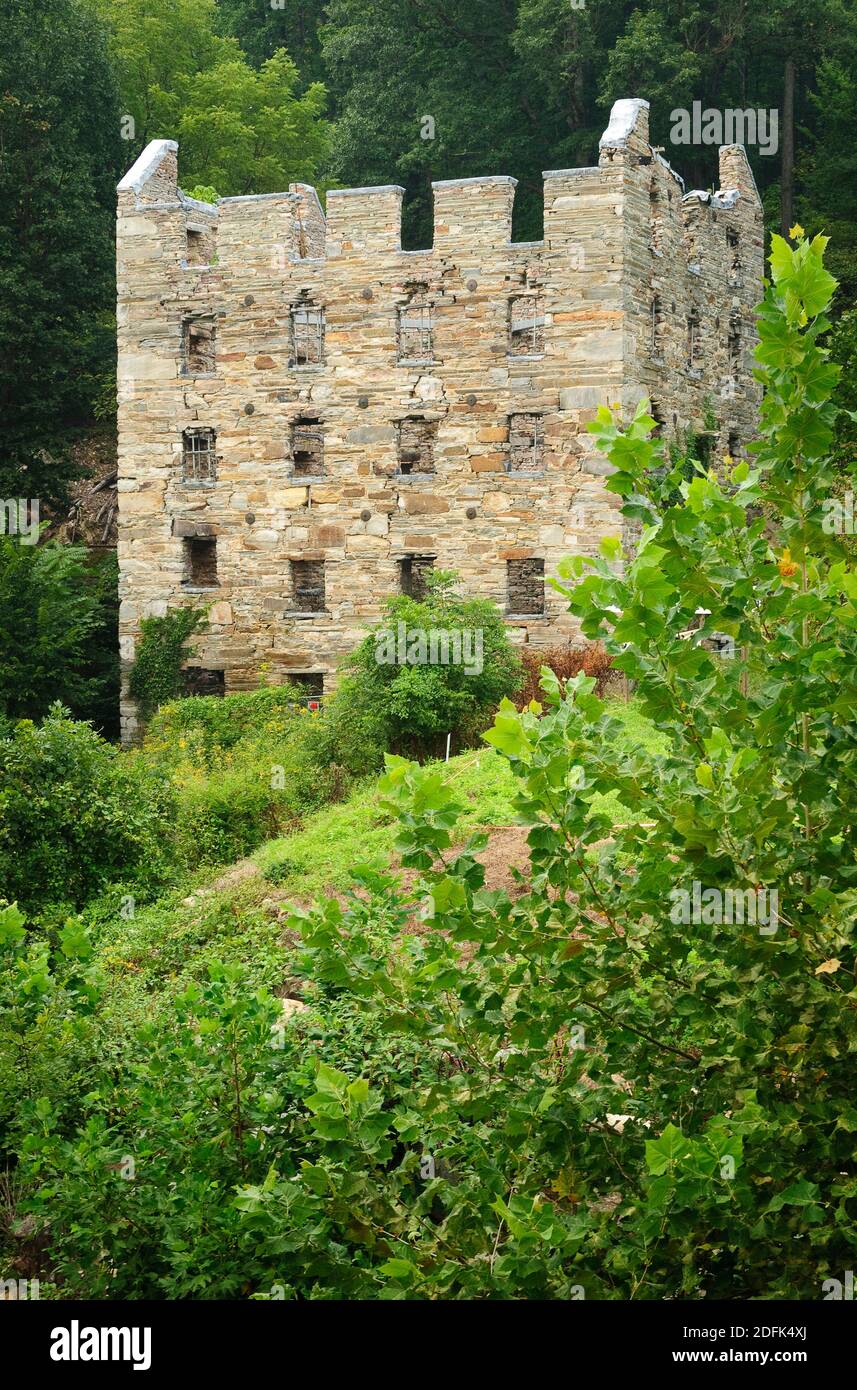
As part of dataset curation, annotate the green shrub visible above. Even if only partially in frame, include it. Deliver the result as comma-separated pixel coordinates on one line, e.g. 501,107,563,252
143,683,384,871
173,766,288,867
340,570,525,759
145,684,304,762
0,706,176,911
294,683,386,779
0,905,104,1164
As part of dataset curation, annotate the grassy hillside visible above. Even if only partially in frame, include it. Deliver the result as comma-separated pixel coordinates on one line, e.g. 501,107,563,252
82,700,663,1030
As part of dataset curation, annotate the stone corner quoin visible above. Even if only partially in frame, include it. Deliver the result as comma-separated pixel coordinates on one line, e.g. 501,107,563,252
115,95,764,743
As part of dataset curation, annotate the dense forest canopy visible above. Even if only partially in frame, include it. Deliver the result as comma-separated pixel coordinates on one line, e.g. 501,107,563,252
0,0,855,501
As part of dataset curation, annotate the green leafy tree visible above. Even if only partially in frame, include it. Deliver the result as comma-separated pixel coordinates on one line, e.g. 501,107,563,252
289,230,857,1297
322,0,574,244
341,570,524,758
161,48,329,195
91,0,235,150
828,307,857,488
0,0,122,505
96,0,329,196
0,536,117,727
216,0,325,81
800,42,857,303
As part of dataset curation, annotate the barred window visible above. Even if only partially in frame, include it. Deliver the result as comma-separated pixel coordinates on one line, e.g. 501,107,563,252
397,290,433,361
291,301,324,365
509,295,544,356
507,413,544,473
181,428,217,482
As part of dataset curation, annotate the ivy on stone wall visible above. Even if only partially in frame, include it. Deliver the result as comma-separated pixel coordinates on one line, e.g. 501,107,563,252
129,606,207,719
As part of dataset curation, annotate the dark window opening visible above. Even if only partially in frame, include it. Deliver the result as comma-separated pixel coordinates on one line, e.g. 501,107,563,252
651,294,663,355
287,672,324,706
397,288,433,361
511,187,542,243
728,313,742,370
290,558,325,612
399,554,436,599
650,401,665,438
507,558,545,615
509,295,544,356
507,413,545,472
291,416,324,476
728,431,741,458
183,537,218,588
291,298,324,364
400,176,434,252
650,184,664,253
183,667,225,697
182,316,216,375
181,428,217,482
397,417,436,474
687,309,701,369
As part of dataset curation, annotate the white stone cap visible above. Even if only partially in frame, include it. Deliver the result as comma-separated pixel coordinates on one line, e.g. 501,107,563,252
682,187,741,208
327,184,405,198
179,190,218,216
117,139,177,194
543,166,599,179
599,98,650,148
219,191,298,205
431,175,517,189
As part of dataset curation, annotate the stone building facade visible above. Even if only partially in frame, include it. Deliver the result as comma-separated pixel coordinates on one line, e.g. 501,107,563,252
116,97,763,742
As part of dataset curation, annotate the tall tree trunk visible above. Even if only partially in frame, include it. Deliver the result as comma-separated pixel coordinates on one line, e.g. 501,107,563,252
781,57,796,234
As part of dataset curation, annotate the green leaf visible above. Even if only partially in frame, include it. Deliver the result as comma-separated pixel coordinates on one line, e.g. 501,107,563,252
645,1125,690,1176
765,1180,821,1213
313,1062,349,1098
379,1258,418,1281
0,903,26,949
346,1078,370,1106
